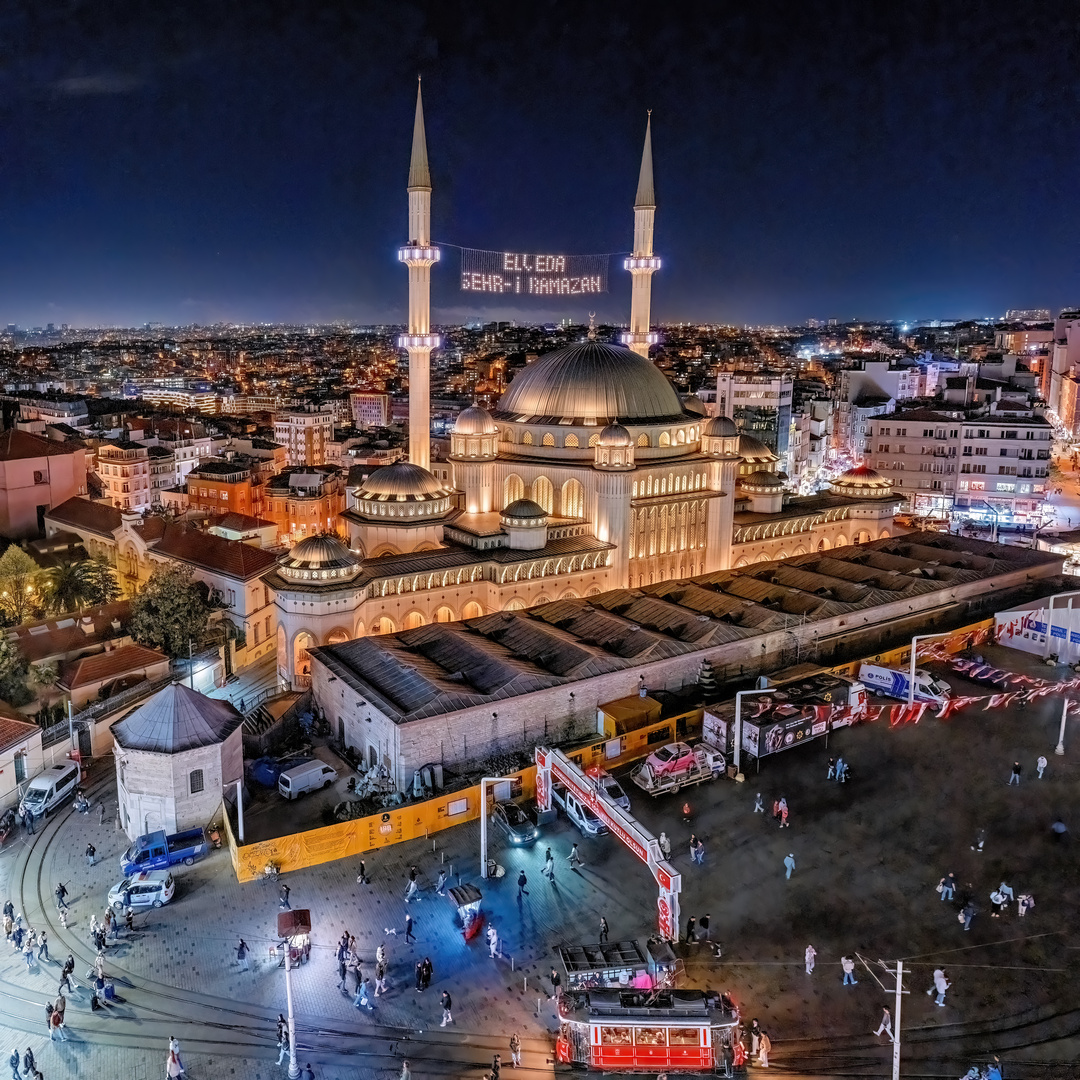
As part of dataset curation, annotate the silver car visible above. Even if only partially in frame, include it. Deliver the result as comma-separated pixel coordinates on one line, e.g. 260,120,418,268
491,802,538,845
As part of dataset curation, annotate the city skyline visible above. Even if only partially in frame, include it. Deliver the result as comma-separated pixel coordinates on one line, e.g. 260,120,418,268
0,1,1076,327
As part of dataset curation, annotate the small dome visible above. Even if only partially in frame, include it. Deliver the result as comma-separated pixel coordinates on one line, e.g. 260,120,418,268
682,394,707,417
738,434,779,463
829,465,894,498
704,416,738,438
453,405,498,436
741,470,785,490
598,423,633,447
501,499,547,523
278,534,362,583
356,461,449,501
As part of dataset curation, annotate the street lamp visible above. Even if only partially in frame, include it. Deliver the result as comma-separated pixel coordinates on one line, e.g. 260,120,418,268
1055,698,1073,756
480,774,522,879
908,631,952,706
277,909,311,1080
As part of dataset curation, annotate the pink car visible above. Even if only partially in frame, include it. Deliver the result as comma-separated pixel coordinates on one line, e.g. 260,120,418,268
644,742,697,777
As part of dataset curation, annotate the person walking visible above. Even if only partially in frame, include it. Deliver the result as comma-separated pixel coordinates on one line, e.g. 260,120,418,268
805,944,816,975
23,938,34,971
356,860,368,885
543,848,555,883
1018,893,1035,917
440,990,453,1026
990,888,1006,917
236,938,249,971
279,883,291,910
44,1003,54,1041
404,878,419,904
694,839,705,864
658,832,671,859
835,756,845,782
355,979,374,1011
490,1053,502,1079
938,873,956,901
487,924,500,959
435,870,447,896
84,843,95,867
21,1048,35,1080
339,954,350,994
51,996,66,1042
753,792,765,813
778,797,789,828
22,810,34,836
1037,754,1048,779
971,827,986,852
509,1032,522,1069
166,1050,183,1079
841,956,857,985
53,884,67,912
1008,760,1022,786
685,915,696,944
276,1027,290,1065
58,956,75,995
9,1047,20,1080
699,913,711,941
826,757,836,780
404,913,415,944
961,901,975,931
301,1066,316,1080
421,956,433,991
598,916,608,943
934,969,950,1006
874,1006,893,1039
757,1031,771,1068
517,871,528,899
399,1061,411,1080
168,1037,185,1075
549,967,562,999
784,853,796,879
567,844,583,867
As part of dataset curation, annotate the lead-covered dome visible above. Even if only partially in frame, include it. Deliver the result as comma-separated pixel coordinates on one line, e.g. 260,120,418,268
502,499,547,522
353,461,453,519
278,533,362,583
740,470,785,491
598,423,633,447
704,415,738,438
453,405,498,436
494,341,685,425
829,465,894,499
738,434,779,464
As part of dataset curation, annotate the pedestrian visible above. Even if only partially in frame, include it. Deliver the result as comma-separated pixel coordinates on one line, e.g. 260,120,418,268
827,757,836,780
749,1019,761,1057
440,989,453,1026
1008,760,1022,786
694,839,705,864
938,873,956,901
9,1047,19,1080
784,853,796,879
23,939,34,970
874,1006,893,1039
838,759,850,783
44,1003,53,1041
23,811,33,836
757,1031,771,1068
167,1050,183,1079
99,801,107,825
567,843,583,867
509,1032,521,1069
59,955,75,994
54,883,67,911
435,870,447,896
2,901,11,922
543,848,555,881
961,901,975,931
835,756,845,782
95,951,106,980
404,879,418,904
685,915,696,943
778,798,790,828
84,843,95,867
491,1053,502,1079
598,916,608,943
753,792,765,813
51,996,66,1042
934,969,950,1006
409,865,418,884
237,938,249,971
689,833,698,859
414,959,424,991
658,832,671,859
301,1066,315,1080
375,958,388,995
1018,893,1035,917
276,1027,290,1065
805,944,816,975
990,888,1006,917
21,1048,35,1080
404,913,415,944
1037,754,1048,779
338,954,349,993
549,967,561,999
58,907,68,929
517,870,528,899
421,955,433,990
772,799,781,823
169,1036,185,1075
400,1061,411,1080
355,979,373,1011
487,924,499,958
377,943,387,967
841,956,857,985
699,913,711,941
971,827,986,852
357,860,368,885
276,1014,287,1045
279,883,291,909
681,800,692,823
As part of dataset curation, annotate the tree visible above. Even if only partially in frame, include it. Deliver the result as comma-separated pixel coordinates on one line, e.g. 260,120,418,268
0,636,31,706
84,556,122,607
0,545,43,624
129,564,212,659
44,560,95,614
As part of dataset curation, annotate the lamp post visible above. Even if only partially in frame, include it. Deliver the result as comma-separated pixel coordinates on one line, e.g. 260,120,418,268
734,687,782,779
480,774,519,880
1055,698,1072,756
277,909,310,1080
1042,590,1080,661
907,631,952,706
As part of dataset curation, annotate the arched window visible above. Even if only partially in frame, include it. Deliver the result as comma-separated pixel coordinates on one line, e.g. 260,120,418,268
434,606,454,622
522,431,534,445
588,433,601,447
542,432,555,447
504,474,525,506
293,632,315,679
374,617,396,634
561,478,585,519
403,611,425,630
564,433,579,448
676,429,686,444
637,432,650,447
532,476,554,514
502,427,514,444
503,598,526,612
659,431,671,447
462,601,484,619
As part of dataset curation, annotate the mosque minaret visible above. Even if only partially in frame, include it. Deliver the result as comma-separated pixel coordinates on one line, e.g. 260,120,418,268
398,80,440,472
622,114,661,358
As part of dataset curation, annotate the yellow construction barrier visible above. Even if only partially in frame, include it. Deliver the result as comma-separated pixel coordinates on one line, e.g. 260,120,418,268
225,766,537,883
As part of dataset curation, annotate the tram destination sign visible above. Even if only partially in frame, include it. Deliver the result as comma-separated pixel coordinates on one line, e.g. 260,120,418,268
460,247,609,295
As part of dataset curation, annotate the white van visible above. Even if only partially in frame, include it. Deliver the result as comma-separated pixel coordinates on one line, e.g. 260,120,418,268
278,760,338,800
18,761,81,820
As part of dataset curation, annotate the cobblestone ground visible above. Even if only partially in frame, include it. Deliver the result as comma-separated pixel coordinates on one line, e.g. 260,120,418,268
0,640,1078,1079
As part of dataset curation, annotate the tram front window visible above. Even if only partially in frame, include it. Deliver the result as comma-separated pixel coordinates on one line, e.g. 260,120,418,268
634,1028,667,1046
668,1027,701,1046
600,1027,632,1046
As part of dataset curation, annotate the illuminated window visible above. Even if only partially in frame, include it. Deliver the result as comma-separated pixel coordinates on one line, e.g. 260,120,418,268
564,433,579,448
659,431,671,447
588,433,600,447
542,432,555,447
637,433,650,447
522,431,534,445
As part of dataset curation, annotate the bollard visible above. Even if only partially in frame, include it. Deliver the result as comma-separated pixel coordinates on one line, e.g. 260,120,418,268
432,839,436,853
523,976,527,993
511,956,515,972
441,850,445,864
536,997,541,1015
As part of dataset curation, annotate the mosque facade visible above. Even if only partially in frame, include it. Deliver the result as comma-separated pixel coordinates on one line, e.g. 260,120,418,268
269,89,901,688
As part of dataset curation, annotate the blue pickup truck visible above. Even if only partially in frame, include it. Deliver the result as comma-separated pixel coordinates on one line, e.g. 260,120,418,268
120,828,209,876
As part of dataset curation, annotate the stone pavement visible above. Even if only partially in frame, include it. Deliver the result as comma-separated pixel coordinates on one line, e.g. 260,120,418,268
2,644,1080,1078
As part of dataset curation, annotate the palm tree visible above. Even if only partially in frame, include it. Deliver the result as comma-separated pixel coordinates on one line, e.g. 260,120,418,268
45,560,95,615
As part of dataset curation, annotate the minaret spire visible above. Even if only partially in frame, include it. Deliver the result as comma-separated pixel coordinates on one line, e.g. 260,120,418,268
398,79,440,471
622,112,661,358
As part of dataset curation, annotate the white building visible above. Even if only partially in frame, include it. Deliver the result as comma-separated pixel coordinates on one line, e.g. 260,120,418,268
98,440,152,511
274,408,335,467
350,392,391,428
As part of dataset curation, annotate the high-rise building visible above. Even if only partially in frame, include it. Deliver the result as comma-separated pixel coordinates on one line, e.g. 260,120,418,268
716,371,793,469
350,392,391,428
274,407,334,467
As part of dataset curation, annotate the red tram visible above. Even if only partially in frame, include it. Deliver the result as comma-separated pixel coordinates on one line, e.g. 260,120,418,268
556,988,745,1074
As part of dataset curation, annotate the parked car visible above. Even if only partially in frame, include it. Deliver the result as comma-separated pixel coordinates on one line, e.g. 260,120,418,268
491,801,538,845
643,742,698,778
108,870,175,912
18,761,81,821
278,760,338,800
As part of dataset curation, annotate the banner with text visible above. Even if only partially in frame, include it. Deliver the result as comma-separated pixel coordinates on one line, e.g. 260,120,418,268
460,248,609,296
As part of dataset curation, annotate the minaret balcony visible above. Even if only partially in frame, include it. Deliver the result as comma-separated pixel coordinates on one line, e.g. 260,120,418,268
398,333,441,349
398,245,441,264
621,331,660,346
623,256,662,271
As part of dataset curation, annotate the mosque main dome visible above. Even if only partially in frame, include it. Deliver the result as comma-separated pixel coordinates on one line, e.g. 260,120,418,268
494,341,686,426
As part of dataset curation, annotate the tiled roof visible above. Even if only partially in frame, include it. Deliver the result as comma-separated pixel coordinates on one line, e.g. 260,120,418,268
10,601,132,663
0,715,40,755
112,682,243,754
45,497,122,538
59,643,169,691
208,512,274,532
154,523,279,580
0,429,81,461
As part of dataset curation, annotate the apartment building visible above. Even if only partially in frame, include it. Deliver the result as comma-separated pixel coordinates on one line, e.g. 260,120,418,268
274,407,335,467
716,370,793,468
98,440,152,512
350,392,391,428
867,405,1051,523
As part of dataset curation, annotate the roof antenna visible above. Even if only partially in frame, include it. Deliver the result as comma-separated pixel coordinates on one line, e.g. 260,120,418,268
587,312,597,341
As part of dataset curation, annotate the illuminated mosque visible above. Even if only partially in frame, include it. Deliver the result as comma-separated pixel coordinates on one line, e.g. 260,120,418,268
271,86,900,687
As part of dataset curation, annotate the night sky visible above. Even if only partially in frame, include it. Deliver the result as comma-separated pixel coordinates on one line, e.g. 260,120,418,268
0,0,1077,328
